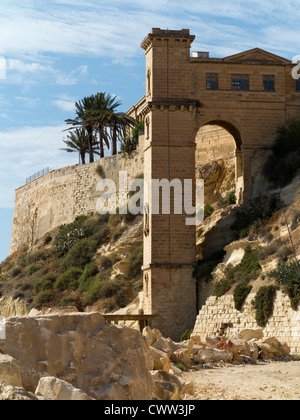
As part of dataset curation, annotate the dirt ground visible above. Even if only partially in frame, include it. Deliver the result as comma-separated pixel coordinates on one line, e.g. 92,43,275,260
182,361,300,400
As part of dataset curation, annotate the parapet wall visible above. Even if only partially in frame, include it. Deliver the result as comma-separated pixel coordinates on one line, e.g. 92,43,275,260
10,152,144,255
193,291,300,356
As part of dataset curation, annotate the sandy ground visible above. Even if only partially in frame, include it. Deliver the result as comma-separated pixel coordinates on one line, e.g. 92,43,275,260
181,361,300,400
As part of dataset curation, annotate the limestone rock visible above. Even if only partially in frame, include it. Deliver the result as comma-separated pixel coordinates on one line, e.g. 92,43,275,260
151,370,189,401
195,346,233,363
0,354,22,387
238,329,264,342
0,381,38,401
256,338,290,359
35,377,94,400
149,347,171,373
0,312,154,400
143,327,162,347
191,335,222,349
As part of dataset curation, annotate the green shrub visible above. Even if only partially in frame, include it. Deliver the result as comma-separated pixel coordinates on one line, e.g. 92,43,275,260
126,244,143,279
95,164,105,178
218,191,237,208
60,296,77,307
193,250,226,285
231,194,279,239
32,291,54,309
213,247,261,298
204,204,214,219
11,266,22,278
61,238,98,270
263,119,300,187
34,273,56,293
233,283,253,311
54,267,83,292
78,262,99,293
225,246,261,284
26,251,45,265
54,217,86,256
213,278,235,297
180,330,192,342
26,265,40,276
82,272,127,308
269,260,300,310
253,285,278,327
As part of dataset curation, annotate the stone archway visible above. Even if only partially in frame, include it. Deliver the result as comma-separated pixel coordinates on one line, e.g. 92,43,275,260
196,120,244,206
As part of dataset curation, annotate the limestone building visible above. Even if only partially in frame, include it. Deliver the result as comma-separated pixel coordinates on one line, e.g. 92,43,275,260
128,28,300,339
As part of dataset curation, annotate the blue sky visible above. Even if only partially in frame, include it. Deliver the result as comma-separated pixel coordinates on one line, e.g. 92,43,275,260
0,0,299,262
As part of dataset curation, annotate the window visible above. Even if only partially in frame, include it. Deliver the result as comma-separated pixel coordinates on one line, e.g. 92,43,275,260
206,74,219,90
231,75,249,91
296,80,300,92
263,75,275,91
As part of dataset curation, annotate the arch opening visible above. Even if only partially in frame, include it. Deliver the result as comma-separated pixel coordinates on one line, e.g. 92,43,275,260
196,121,244,208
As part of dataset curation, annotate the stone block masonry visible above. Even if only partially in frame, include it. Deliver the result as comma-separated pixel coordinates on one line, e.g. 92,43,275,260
193,291,300,356
10,151,144,255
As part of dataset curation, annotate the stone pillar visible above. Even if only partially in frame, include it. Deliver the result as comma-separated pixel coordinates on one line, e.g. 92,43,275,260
141,29,199,340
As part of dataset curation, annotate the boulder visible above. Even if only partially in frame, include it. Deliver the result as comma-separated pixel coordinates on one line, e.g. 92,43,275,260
191,335,222,349
149,347,171,373
256,338,290,359
151,370,189,401
223,338,251,358
238,329,264,341
195,347,233,363
143,326,162,347
0,312,154,400
35,377,94,400
0,354,22,387
173,349,192,367
0,381,38,401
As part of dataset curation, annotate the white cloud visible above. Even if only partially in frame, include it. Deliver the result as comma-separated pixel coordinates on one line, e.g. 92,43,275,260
0,0,297,62
53,100,75,112
0,125,77,208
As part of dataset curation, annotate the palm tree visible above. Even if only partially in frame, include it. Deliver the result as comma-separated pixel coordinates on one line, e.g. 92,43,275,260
61,128,99,164
65,92,137,161
65,96,96,163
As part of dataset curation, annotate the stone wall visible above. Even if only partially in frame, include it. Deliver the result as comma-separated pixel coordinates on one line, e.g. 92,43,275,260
193,291,300,356
10,147,144,255
196,125,235,165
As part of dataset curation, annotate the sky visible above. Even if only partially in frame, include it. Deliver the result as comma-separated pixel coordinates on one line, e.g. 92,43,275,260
0,0,299,262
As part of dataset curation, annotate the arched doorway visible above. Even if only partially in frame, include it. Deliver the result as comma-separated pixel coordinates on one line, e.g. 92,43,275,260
196,121,244,208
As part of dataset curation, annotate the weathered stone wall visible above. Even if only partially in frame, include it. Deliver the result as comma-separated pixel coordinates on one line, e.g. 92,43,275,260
196,125,235,165
193,291,300,356
10,148,144,255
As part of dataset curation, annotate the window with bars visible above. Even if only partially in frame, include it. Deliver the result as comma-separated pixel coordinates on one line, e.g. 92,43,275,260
231,74,250,91
263,75,275,91
206,74,219,90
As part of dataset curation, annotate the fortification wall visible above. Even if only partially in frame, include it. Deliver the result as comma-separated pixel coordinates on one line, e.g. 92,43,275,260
193,291,300,356
10,151,144,255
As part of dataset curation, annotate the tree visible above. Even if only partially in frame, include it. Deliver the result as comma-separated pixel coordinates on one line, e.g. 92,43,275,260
61,128,99,165
65,96,97,163
65,92,136,161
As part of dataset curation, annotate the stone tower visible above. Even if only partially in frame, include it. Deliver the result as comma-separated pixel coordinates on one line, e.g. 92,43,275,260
141,29,200,339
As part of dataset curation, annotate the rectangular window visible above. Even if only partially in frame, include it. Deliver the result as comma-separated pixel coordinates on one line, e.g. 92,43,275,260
263,75,275,91
231,75,249,91
296,80,300,92
206,74,219,90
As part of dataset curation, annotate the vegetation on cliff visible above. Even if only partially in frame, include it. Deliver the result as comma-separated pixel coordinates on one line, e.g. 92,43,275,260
0,212,143,314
